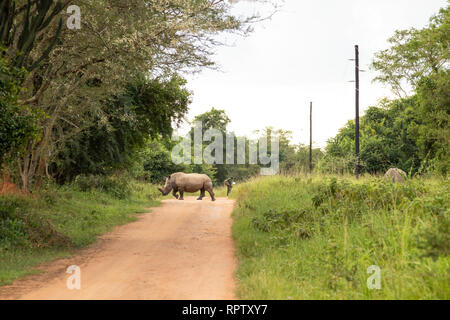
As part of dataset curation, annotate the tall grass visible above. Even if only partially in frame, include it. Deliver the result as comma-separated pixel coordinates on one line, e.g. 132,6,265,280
231,174,449,299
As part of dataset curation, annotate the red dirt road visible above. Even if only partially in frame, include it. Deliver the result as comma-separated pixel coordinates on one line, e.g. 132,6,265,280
0,197,237,300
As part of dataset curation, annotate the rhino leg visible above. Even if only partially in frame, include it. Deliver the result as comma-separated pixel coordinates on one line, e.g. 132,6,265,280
207,188,216,202
172,188,179,199
197,188,205,200
178,189,184,200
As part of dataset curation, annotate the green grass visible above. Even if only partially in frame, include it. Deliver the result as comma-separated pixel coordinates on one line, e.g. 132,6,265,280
0,180,160,285
213,186,229,198
231,174,449,300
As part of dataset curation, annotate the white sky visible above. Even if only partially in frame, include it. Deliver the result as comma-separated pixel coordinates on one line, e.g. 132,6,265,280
181,0,447,148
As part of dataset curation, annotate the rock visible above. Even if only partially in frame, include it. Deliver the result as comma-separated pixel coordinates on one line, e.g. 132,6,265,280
384,168,407,183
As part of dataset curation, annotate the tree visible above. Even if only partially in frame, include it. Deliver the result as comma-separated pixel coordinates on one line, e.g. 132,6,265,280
322,98,422,174
0,0,65,74
414,70,450,175
362,4,449,176
50,75,191,183
372,6,449,97
281,144,324,174
0,0,67,169
143,139,187,184
8,0,264,190
190,108,231,183
193,107,231,134
0,52,36,167
255,128,324,174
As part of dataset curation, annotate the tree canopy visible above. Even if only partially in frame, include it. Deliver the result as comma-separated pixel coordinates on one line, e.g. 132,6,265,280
0,0,267,189
372,6,449,97
324,5,449,176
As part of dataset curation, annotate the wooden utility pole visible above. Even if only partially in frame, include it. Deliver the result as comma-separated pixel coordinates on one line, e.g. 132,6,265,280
309,101,313,174
355,45,360,178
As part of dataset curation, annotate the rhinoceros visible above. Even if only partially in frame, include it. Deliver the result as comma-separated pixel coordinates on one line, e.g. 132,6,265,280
158,172,216,201
384,168,407,183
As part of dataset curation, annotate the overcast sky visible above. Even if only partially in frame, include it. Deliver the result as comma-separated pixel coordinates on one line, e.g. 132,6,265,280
181,0,447,148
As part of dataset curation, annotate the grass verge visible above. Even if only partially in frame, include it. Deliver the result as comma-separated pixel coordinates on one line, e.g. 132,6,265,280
231,174,449,299
0,179,160,285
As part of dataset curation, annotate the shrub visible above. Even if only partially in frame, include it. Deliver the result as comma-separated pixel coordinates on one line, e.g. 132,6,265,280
0,197,29,249
73,174,131,199
415,190,450,258
0,196,70,249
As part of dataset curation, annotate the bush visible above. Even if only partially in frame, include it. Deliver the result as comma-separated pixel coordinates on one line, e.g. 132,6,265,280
0,196,71,250
0,197,29,249
316,155,359,175
73,174,132,199
416,213,450,258
252,208,314,239
415,190,450,258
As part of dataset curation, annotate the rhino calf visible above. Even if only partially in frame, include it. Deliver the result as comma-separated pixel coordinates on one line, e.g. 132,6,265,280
158,172,216,201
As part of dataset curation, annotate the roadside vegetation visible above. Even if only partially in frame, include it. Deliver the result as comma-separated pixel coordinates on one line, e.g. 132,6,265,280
0,0,267,286
0,1,448,300
0,177,159,285
227,10,449,299
231,174,449,299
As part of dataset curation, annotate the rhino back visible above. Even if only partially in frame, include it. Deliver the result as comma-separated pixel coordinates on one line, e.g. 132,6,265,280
172,173,211,192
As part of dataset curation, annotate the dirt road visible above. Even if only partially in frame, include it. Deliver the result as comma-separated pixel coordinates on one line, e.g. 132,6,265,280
0,197,237,300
